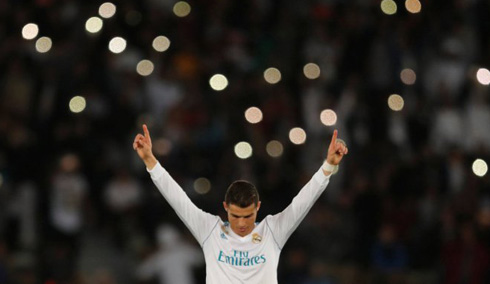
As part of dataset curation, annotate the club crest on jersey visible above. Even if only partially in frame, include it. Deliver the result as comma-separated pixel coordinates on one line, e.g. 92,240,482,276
221,224,229,234
220,225,229,240
252,233,262,244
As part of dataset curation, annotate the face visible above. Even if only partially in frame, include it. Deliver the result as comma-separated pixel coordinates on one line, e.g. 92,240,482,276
223,202,261,237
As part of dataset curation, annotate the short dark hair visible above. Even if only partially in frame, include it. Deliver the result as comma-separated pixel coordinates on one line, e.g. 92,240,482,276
225,180,259,208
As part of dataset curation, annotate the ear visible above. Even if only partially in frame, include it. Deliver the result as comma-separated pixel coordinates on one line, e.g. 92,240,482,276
223,201,228,212
256,201,261,212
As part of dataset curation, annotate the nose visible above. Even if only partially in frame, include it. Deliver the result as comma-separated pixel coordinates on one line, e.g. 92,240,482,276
238,218,246,227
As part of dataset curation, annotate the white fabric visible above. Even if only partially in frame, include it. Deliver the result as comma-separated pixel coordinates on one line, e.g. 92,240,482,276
104,177,142,212
430,107,464,153
137,244,203,284
148,163,330,284
50,173,88,234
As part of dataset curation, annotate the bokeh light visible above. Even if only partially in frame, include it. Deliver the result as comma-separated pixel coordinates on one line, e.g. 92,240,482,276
476,68,490,85
381,0,397,15
244,107,263,124
320,109,337,126
22,23,39,40
153,138,173,156
173,1,191,17
209,74,228,91
303,63,321,79
405,0,422,13
136,60,154,76
194,177,211,194
289,127,307,145
400,68,416,85
35,37,52,53
234,142,253,159
152,36,171,52
69,96,86,113
108,37,126,54
266,140,284,158
85,17,103,34
388,94,404,111
99,2,117,19
264,67,282,84
472,159,488,177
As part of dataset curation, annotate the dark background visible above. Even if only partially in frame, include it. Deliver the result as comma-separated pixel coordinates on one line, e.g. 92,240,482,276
0,0,490,283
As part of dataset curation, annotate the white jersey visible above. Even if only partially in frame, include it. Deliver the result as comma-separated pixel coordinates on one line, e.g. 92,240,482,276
148,163,331,284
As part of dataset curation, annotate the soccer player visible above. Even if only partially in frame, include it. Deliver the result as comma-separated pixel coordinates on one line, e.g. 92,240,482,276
133,124,348,283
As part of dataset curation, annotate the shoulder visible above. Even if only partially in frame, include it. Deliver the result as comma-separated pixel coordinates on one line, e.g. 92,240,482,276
256,216,274,231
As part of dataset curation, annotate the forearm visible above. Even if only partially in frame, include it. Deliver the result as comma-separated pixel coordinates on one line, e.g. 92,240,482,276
143,155,158,170
148,163,217,244
286,168,330,220
268,166,331,248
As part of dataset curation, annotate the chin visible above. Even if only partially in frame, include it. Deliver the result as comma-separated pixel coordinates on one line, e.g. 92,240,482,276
238,230,248,236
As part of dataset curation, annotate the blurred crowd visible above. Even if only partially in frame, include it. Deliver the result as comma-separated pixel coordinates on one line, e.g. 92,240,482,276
1,0,490,283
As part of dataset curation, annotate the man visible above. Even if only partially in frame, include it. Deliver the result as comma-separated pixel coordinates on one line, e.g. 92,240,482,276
133,124,348,283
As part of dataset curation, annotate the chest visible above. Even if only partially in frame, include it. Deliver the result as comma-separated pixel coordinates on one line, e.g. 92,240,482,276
203,223,279,267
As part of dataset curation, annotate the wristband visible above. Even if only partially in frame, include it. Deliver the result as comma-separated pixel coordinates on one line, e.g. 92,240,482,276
322,161,339,175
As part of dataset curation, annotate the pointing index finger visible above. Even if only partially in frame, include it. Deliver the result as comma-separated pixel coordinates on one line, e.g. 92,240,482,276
143,124,151,139
330,129,338,147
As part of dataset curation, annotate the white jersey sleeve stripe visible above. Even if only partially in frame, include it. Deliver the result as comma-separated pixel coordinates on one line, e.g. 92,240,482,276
265,218,282,250
201,219,220,246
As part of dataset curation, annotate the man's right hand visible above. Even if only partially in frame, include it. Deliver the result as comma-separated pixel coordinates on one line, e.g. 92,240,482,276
133,124,157,170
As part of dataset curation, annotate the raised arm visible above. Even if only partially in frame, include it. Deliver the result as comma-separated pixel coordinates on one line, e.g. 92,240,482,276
133,125,219,245
266,130,348,249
